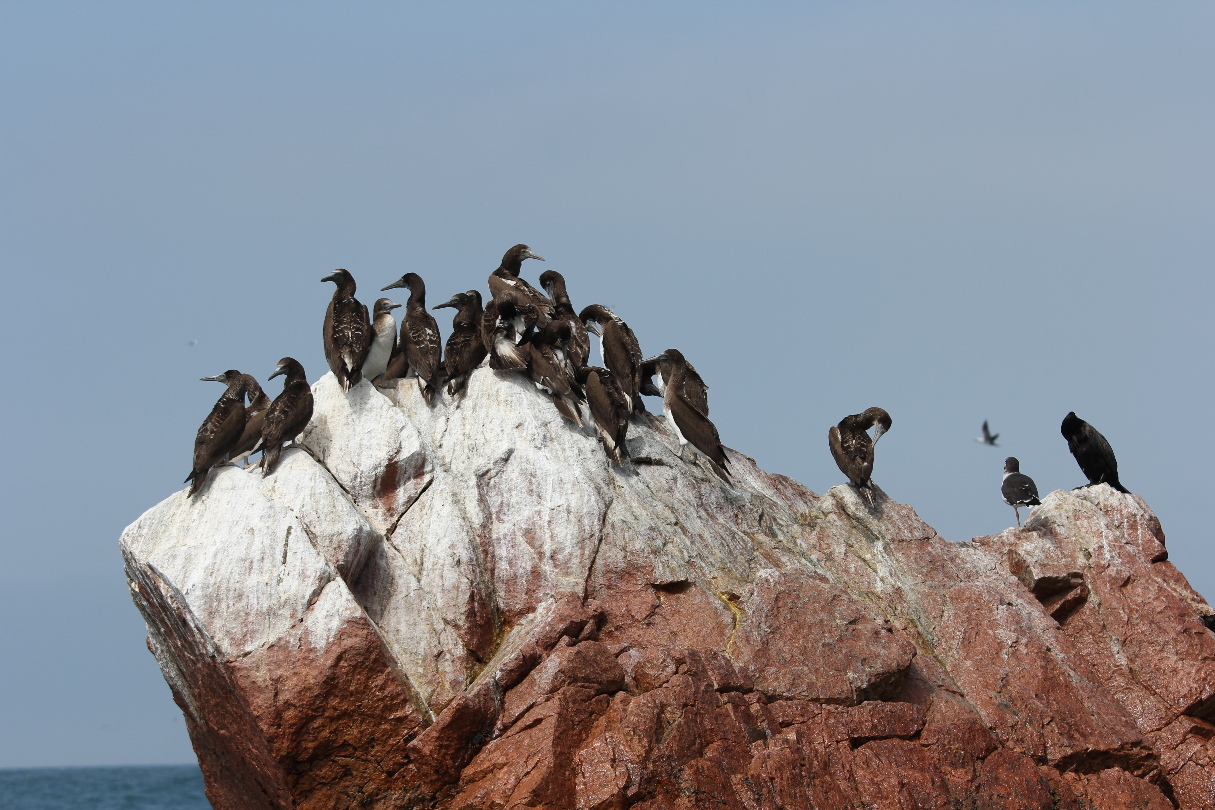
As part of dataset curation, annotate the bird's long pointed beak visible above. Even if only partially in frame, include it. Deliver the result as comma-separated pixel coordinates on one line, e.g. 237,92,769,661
521,249,545,261
386,301,403,311
200,374,227,382
381,278,406,291
872,425,887,443
268,365,287,380
321,272,340,283
434,295,460,309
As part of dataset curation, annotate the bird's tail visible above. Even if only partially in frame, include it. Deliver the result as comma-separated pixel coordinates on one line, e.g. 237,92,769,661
186,468,206,497
551,394,582,426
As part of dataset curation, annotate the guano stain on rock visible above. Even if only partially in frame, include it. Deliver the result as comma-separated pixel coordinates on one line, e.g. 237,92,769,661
121,367,1215,809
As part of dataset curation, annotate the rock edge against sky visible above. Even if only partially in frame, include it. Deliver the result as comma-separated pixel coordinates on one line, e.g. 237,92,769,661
121,369,1215,809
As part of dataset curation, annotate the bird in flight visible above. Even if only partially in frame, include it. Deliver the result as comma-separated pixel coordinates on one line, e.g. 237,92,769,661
975,420,999,446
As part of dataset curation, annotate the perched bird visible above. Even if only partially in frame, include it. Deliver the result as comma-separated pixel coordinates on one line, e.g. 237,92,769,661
228,374,270,467
1061,412,1130,493
321,269,372,391
1001,457,1041,527
648,349,729,481
362,298,401,385
976,421,999,446
435,290,487,396
525,322,583,425
640,351,709,416
258,358,315,477
487,244,554,334
581,365,631,465
538,269,590,370
185,371,253,497
481,299,528,371
579,304,644,413
382,273,442,406
828,407,893,506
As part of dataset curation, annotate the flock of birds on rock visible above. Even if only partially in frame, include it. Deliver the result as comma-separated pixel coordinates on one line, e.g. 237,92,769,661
184,244,1134,529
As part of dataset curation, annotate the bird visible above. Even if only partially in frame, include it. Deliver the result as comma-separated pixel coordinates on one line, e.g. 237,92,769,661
434,290,487,396
525,321,584,425
382,273,443,406
258,358,315,477
1001,457,1041,527
581,365,631,465
1061,412,1129,493
647,349,729,481
828,407,892,506
538,269,590,370
976,420,999,446
481,299,528,371
487,244,554,335
185,370,253,497
321,269,372,391
362,298,402,385
227,373,270,468
640,351,709,416
579,304,644,413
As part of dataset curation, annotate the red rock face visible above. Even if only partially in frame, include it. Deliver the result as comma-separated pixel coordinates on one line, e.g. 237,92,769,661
121,373,1215,809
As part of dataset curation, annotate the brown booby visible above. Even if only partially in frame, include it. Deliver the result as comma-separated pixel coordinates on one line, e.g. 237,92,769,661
648,349,729,481
1001,457,1041,527
579,304,644,413
258,358,315,477
538,269,590,370
481,299,528,371
321,269,372,391
1061,412,1129,493
361,298,401,385
185,370,252,496
828,407,892,506
435,290,487,396
526,321,584,425
487,244,554,335
640,351,709,416
382,273,442,406
580,365,630,465
227,373,270,467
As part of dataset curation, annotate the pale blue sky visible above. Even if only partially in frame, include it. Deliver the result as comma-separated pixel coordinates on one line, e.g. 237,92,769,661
2,2,1213,767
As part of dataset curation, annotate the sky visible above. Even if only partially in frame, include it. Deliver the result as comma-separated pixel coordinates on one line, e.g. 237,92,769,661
2,2,1213,768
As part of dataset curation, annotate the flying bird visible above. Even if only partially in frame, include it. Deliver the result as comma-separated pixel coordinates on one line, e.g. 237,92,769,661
1061,412,1129,493
321,269,372,391
1001,457,1041,527
185,370,253,497
976,421,999,446
258,358,315,477
828,407,892,507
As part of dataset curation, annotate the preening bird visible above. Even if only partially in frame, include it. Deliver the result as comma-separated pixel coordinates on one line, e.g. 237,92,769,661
648,349,728,481
641,351,709,416
828,407,892,506
1001,456,1041,527
579,304,644,413
581,365,631,465
435,290,487,396
185,371,253,497
481,299,528,371
258,358,314,477
382,273,442,406
227,374,270,467
525,321,583,425
321,269,372,391
1061,412,1129,493
538,269,590,370
976,421,999,446
362,298,401,385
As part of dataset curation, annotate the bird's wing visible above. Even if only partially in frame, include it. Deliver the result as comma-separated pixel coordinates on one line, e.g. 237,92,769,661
669,392,728,470
194,398,245,471
406,310,443,384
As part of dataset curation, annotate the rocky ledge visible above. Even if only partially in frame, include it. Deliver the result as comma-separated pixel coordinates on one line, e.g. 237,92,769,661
121,369,1215,809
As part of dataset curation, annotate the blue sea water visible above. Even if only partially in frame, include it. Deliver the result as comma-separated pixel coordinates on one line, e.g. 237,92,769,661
0,765,209,810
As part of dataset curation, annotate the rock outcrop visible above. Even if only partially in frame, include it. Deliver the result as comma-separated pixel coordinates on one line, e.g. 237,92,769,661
121,368,1215,809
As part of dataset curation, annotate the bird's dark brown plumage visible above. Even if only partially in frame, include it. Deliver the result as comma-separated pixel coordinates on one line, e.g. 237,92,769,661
321,269,372,392
580,304,644,413
582,365,631,465
185,371,252,496
383,273,442,406
1061,412,1129,493
538,269,590,370
651,349,728,481
828,407,892,505
435,290,487,396
259,358,314,477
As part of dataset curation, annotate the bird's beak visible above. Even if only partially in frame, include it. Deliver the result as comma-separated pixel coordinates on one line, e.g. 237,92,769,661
200,373,227,383
434,295,460,310
268,365,286,381
321,272,341,283
521,249,545,262
381,277,406,291
643,352,671,364
872,424,887,443
386,301,403,311
585,321,602,336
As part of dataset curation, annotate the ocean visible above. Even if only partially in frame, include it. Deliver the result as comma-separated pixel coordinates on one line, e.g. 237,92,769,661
0,765,209,810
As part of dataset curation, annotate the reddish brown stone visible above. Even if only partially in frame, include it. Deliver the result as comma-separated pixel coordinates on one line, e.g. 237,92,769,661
971,750,1055,810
